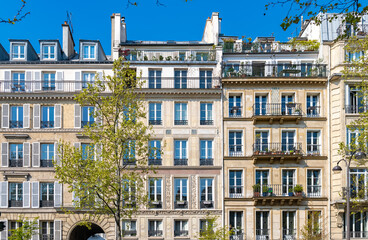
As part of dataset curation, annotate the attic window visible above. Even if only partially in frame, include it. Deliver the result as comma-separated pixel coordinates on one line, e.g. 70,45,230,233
12,44,25,60
83,44,96,59
42,44,56,60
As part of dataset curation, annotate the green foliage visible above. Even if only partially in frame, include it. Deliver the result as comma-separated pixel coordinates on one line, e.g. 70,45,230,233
197,215,233,240
294,184,303,192
252,184,261,192
54,58,155,240
288,38,320,51
8,217,38,240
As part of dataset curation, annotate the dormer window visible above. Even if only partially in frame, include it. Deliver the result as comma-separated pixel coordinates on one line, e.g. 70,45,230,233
83,44,96,59
42,44,55,60
12,44,25,59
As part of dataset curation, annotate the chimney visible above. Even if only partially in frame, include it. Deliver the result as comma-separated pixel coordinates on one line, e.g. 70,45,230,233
202,12,220,45
111,13,127,57
62,22,75,59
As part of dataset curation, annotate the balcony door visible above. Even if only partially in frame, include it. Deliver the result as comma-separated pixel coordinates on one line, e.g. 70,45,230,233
229,211,243,237
282,170,295,195
281,95,294,115
229,131,242,156
174,70,187,89
282,131,295,152
255,131,269,153
255,95,267,115
306,95,319,116
255,170,269,186
282,211,296,239
256,211,269,239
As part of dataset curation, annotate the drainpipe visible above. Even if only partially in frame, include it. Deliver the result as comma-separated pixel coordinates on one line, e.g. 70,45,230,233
327,42,332,240
221,64,225,231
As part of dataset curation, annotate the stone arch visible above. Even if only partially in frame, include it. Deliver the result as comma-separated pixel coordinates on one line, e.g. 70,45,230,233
68,222,105,240
65,215,112,240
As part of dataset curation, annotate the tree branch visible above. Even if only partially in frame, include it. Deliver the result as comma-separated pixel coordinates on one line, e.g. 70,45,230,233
0,0,30,24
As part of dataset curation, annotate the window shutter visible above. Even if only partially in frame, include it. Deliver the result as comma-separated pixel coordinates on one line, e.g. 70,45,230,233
1,143,8,167
32,182,39,208
23,142,30,167
33,104,40,129
54,182,62,207
74,104,81,128
4,71,11,92
54,104,62,128
75,71,81,91
34,71,41,91
23,181,30,208
23,104,30,128
54,220,62,240
0,219,7,240
32,142,40,167
32,219,39,240
95,106,102,126
54,142,60,166
74,142,81,149
25,71,32,92
56,71,64,91
0,182,8,208
345,84,350,106
1,104,9,129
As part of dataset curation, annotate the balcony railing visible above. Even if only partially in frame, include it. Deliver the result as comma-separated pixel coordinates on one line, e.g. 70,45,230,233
253,103,303,116
337,23,368,36
122,230,137,237
174,200,188,209
230,233,244,240
223,40,318,53
148,230,163,237
123,159,136,165
306,106,321,117
200,120,213,125
174,120,188,125
253,184,304,197
307,185,322,197
229,186,243,198
149,200,162,209
40,234,54,240
9,121,23,128
253,143,303,155
307,144,321,156
223,63,327,78
283,229,296,240
344,186,368,200
41,159,54,167
343,231,368,239
200,200,214,209
174,158,188,166
200,158,213,166
40,200,54,207
229,145,243,157
174,230,189,237
9,159,23,167
41,121,54,128
9,200,23,207
148,158,162,166
345,105,368,114
229,106,242,118
149,120,162,125
256,229,270,240
122,49,216,62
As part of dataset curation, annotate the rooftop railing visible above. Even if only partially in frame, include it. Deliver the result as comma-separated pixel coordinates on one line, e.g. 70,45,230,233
122,49,216,62
337,23,368,37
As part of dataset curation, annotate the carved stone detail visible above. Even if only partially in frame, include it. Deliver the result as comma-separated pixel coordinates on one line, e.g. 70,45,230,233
191,175,197,209
165,176,171,209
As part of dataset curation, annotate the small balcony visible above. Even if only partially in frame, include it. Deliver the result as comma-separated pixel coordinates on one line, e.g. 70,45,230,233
256,229,270,240
283,229,296,240
42,86,55,91
174,230,188,237
253,184,304,205
343,231,368,239
306,144,321,156
149,200,162,209
149,120,162,125
306,106,321,117
252,103,302,124
306,185,322,198
81,121,94,128
11,83,25,92
344,186,368,201
40,234,54,240
41,159,54,167
40,200,54,207
122,49,216,62
41,121,54,128
9,159,23,167
9,121,23,128
148,230,163,237
122,230,137,237
174,200,188,209
174,120,188,125
200,120,213,125
174,158,188,166
345,105,368,114
229,106,242,118
252,143,303,164
200,158,213,166
200,200,214,209
229,145,243,157
148,158,162,166
229,186,243,198
230,233,244,240
9,200,23,207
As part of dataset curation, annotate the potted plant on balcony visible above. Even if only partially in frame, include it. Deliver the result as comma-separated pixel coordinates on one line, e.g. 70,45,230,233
289,149,294,155
294,184,303,196
286,102,296,108
288,187,294,196
262,185,269,197
253,184,261,197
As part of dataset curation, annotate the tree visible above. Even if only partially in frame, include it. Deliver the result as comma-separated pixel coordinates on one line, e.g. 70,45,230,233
300,212,328,240
197,215,233,240
8,217,38,240
1,0,30,24
54,58,154,240
264,0,367,32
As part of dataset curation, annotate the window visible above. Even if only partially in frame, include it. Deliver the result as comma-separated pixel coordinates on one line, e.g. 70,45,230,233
82,106,95,128
200,103,213,125
174,220,188,237
200,70,212,89
308,211,322,236
307,170,321,197
346,50,364,62
200,140,213,165
42,45,56,59
281,95,296,115
282,169,296,195
83,44,96,59
344,212,368,238
174,140,187,165
346,86,366,114
149,103,162,125
174,178,188,208
229,170,242,198
229,95,241,117
122,220,137,237
229,131,242,156
281,130,295,153
306,94,319,117
256,211,269,239
12,44,25,59
174,103,188,125
148,70,161,89
347,128,360,148
307,131,321,156
43,73,56,91
254,95,268,116
196,52,209,61
122,179,136,206
282,211,296,239
82,73,95,89
174,70,187,89
255,170,269,186
148,140,161,165
149,178,162,208
254,131,269,153
350,169,368,199
10,106,23,128
200,178,213,208
123,141,135,165
179,52,186,61
200,220,212,236
148,220,163,237
40,221,54,240
9,144,23,167
12,72,25,92
9,221,23,237
41,143,54,167
229,211,243,238
9,183,23,207
40,183,54,207
81,143,94,161
41,106,54,128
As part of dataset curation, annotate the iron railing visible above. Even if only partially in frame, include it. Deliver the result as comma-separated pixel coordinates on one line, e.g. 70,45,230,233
345,105,368,114
122,230,137,237
343,231,368,238
200,120,214,125
123,49,217,62
174,230,189,237
283,229,296,240
229,106,242,118
40,200,54,207
337,23,368,36
9,121,23,128
253,143,303,155
229,186,243,198
148,200,162,209
174,120,188,125
40,159,54,167
344,186,368,200
307,144,321,156
9,200,23,207
174,200,188,209
253,184,304,197
256,229,270,240
230,233,244,240
306,185,322,197
306,106,321,117
41,121,54,128
148,159,162,165
123,159,136,165
200,200,214,209
174,158,188,166
9,159,23,167
222,41,318,53
253,103,303,116
148,230,163,237
229,145,243,157
200,158,213,166
40,234,54,240
149,120,162,125
223,63,327,78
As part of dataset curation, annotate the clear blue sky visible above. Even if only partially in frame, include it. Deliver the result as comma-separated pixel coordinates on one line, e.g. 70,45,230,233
0,0,299,55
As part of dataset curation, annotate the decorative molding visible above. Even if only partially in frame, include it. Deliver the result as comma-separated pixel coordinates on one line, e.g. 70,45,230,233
3,134,30,139
165,176,171,209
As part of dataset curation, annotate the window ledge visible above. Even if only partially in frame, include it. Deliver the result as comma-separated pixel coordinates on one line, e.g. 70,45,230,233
2,171,29,180
3,134,30,139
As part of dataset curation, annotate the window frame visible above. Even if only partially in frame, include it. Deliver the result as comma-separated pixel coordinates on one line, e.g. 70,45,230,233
42,44,56,60
11,43,25,60
82,44,96,59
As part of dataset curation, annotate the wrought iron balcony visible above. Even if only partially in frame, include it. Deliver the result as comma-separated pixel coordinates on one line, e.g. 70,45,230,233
230,233,244,240
41,159,54,167
256,229,270,240
148,158,162,166
343,231,368,239
200,200,214,209
253,143,303,156
149,120,162,125
41,121,54,128
229,106,242,118
229,186,243,198
40,200,54,207
174,158,188,166
174,200,188,209
122,49,216,62
223,40,319,53
345,105,368,114
307,144,321,156
337,23,368,37
174,230,189,237
200,158,213,166
9,159,23,167
9,121,23,128
253,103,303,116
253,184,304,205
123,159,136,165
9,200,23,207
174,120,188,125
306,106,321,117
229,145,243,157
122,230,137,237
306,185,322,197
148,230,163,237
344,186,368,200
149,200,162,209
42,86,55,91
40,234,54,240
200,120,213,125
283,229,296,240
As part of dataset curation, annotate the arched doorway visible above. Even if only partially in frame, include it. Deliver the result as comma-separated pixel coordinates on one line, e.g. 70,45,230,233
69,223,105,240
